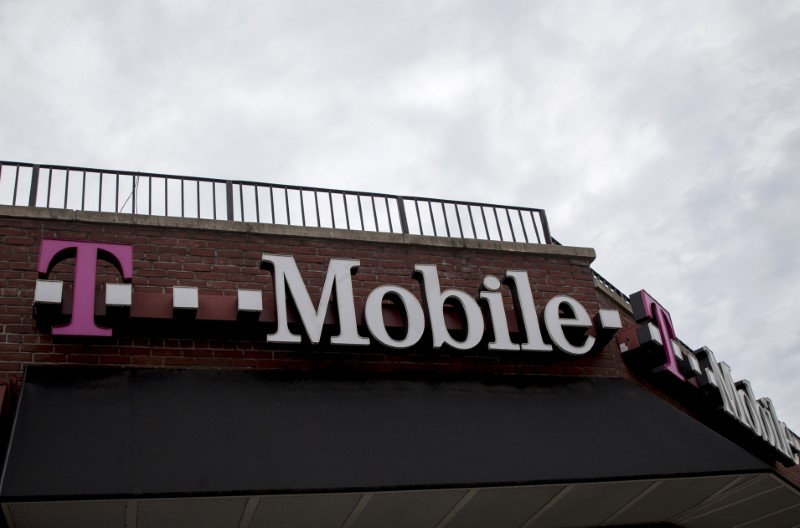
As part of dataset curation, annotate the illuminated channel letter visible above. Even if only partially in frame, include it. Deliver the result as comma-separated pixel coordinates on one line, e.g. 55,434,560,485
413,264,484,350
735,380,764,436
365,285,425,349
261,254,369,346
759,398,793,458
37,239,134,337
479,275,518,351
694,347,742,422
503,271,552,352
630,290,685,381
543,295,595,355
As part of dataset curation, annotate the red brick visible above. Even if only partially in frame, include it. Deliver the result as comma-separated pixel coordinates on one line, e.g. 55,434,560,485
164,357,195,367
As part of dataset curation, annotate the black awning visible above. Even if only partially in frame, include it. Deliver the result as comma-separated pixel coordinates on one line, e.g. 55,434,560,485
0,366,769,500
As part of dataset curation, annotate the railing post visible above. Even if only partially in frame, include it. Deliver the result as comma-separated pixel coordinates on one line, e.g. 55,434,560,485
225,180,234,221
28,165,40,207
397,197,409,234
540,211,553,244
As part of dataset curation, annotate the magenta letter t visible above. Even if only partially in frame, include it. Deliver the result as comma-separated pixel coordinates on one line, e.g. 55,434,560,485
38,239,134,336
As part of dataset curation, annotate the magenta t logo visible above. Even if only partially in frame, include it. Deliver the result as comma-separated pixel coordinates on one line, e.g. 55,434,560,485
38,239,133,336
630,290,685,381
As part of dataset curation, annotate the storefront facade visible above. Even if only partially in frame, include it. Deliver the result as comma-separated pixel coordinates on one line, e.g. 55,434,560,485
0,162,798,527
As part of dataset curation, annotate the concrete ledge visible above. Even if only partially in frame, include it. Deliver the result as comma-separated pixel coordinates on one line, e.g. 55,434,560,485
0,205,596,261
594,278,634,313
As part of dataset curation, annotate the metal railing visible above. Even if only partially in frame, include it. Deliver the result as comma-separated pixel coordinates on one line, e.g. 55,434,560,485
0,161,552,244
2,161,636,303
592,269,631,305
551,238,631,306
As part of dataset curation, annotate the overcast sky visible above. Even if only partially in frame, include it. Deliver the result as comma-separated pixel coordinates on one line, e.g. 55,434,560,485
2,1,799,430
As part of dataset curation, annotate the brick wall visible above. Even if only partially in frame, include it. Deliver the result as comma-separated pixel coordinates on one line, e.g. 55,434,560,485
2,206,799,489
0,208,618,392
